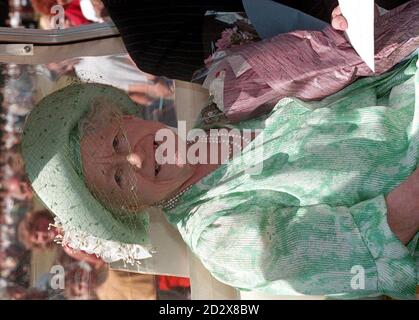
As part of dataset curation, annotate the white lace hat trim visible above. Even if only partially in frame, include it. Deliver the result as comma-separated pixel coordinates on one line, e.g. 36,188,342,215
52,217,153,265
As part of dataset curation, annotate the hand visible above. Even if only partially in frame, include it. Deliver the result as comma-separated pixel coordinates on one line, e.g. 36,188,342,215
331,5,380,31
331,6,348,31
385,168,419,245
128,75,174,106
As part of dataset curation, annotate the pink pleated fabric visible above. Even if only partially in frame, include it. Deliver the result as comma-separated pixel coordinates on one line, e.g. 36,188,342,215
217,0,419,122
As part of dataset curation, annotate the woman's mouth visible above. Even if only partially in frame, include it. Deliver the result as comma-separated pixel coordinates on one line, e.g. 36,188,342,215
153,138,161,176
154,133,186,172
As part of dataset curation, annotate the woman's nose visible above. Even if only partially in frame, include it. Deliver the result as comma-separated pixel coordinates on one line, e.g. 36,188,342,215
126,153,143,169
104,147,146,168
126,144,147,169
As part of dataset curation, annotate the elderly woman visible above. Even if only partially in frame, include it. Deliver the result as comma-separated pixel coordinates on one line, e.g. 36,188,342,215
22,45,419,299
21,1,419,300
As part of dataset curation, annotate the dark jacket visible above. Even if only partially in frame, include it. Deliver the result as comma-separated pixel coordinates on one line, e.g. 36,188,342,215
102,0,409,81
0,0,9,27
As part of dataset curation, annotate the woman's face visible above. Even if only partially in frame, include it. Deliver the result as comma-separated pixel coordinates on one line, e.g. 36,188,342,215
30,215,57,247
7,177,33,201
80,116,195,211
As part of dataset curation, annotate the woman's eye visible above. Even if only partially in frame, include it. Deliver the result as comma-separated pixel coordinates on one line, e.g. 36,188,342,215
114,169,122,187
155,163,161,176
113,135,119,151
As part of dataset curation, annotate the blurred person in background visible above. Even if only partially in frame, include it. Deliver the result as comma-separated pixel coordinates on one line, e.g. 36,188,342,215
64,263,98,299
2,176,33,202
0,251,18,273
17,209,58,250
94,269,157,300
30,0,92,28
1,118,21,136
157,275,191,300
62,245,105,270
1,132,20,150
74,53,177,125
57,251,106,299
3,146,25,176
17,209,106,269
5,284,48,300
3,249,32,289
6,102,33,117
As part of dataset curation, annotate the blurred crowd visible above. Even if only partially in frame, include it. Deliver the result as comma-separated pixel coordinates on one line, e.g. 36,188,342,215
0,63,35,293
0,62,101,300
0,1,189,300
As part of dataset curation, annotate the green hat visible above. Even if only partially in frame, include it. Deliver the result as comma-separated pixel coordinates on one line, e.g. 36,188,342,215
22,83,153,263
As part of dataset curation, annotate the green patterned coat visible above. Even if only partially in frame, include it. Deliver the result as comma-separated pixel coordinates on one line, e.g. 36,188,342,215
164,55,419,299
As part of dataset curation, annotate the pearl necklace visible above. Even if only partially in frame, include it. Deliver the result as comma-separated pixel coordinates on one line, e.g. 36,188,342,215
156,130,249,210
